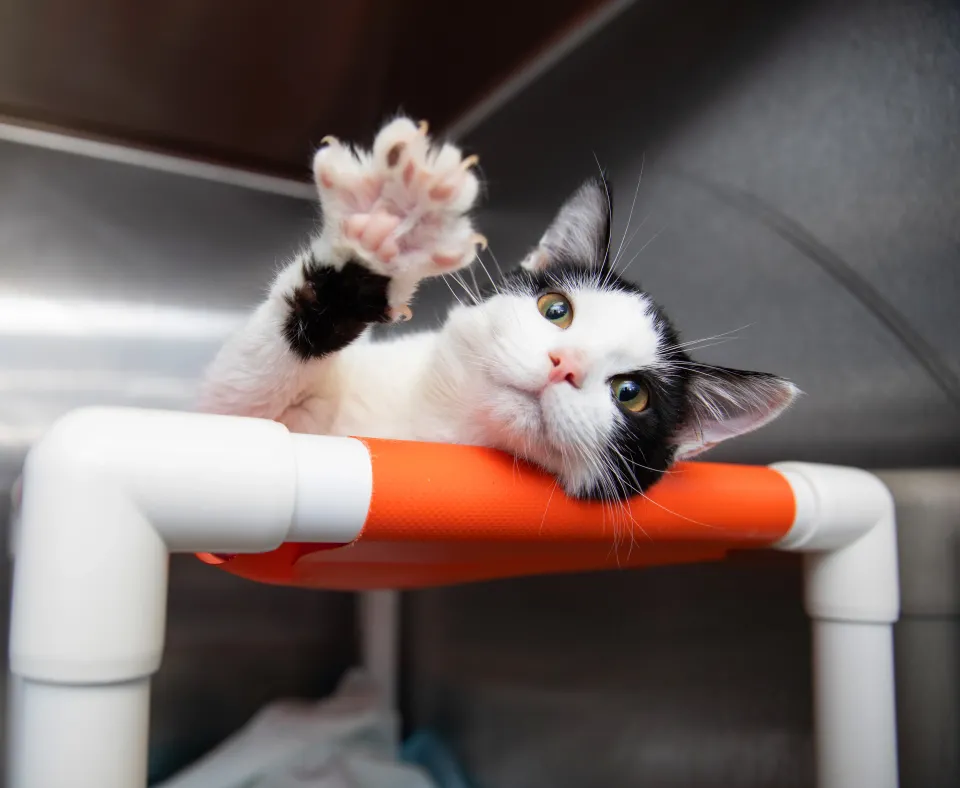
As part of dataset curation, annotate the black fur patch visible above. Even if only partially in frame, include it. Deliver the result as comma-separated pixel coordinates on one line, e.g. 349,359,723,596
283,257,390,360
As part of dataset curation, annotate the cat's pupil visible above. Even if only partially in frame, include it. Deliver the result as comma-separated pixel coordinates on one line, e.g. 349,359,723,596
618,381,640,401
546,302,568,321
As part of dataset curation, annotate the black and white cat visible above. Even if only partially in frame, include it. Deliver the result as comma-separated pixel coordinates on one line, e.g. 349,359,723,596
198,116,797,500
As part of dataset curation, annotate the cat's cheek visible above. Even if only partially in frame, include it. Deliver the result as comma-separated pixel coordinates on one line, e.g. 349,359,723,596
444,302,496,349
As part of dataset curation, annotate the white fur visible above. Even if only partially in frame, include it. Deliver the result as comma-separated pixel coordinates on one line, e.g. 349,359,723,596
196,261,311,421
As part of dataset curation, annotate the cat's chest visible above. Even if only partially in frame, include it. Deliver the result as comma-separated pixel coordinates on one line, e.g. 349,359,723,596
300,331,458,442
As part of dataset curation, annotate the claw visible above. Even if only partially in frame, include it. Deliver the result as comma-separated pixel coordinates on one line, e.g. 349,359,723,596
417,120,429,135
471,233,488,250
461,154,479,171
320,135,339,146
388,304,413,323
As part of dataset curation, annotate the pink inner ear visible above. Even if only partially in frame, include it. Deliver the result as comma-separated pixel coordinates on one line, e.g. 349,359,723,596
676,441,719,460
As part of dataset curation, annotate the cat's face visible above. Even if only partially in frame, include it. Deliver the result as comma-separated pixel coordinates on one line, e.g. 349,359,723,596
442,178,798,500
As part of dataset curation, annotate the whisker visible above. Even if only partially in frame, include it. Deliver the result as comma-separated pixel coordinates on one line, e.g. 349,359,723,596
661,323,754,352
487,246,505,279
473,252,499,293
450,272,480,305
617,473,722,531
539,480,559,535
441,275,465,308
612,153,644,271
660,338,739,358
592,152,615,272
621,224,667,273
468,266,481,299
615,214,652,274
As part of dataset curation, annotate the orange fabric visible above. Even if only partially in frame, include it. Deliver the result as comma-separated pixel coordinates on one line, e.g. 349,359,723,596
209,440,796,590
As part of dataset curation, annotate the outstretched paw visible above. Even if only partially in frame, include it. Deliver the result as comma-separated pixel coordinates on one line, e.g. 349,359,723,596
312,116,484,320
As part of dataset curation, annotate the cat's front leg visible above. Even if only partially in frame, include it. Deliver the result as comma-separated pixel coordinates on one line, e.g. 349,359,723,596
198,116,485,422
312,116,485,321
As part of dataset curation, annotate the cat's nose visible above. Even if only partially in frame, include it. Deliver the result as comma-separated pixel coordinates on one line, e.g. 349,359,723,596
548,350,584,388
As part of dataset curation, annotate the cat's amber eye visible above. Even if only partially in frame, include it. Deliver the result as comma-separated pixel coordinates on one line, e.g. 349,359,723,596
610,375,650,413
537,292,573,329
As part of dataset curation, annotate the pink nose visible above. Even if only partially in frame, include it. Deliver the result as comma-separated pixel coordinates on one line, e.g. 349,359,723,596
548,350,584,388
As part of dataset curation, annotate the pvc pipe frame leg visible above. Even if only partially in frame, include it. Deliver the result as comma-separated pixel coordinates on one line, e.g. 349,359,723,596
9,676,151,788
6,600,404,788
775,463,901,788
812,621,898,788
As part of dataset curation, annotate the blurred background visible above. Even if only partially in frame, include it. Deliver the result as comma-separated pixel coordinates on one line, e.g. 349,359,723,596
0,0,958,785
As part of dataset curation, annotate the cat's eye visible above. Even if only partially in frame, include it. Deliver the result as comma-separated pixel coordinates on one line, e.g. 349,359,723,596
537,292,573,329
610,375,650,413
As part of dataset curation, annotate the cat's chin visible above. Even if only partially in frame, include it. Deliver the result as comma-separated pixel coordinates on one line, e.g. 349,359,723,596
481,388,544,448
470,374,613,498
480,402,594,496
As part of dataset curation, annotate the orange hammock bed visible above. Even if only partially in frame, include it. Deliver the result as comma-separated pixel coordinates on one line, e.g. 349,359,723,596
198,437,796,590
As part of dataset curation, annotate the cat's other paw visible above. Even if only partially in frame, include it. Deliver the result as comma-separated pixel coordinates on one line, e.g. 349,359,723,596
312,116,485,321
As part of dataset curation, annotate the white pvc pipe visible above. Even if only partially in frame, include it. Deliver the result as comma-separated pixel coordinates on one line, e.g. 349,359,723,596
774,463,900,788
10,677,150,788
813,620,899,788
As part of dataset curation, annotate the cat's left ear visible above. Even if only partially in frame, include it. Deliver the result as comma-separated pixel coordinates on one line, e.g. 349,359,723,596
522,176,613,272
673,365,799,459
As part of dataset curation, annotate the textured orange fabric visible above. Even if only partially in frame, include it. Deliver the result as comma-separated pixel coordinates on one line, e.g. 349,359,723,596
209,440,795,590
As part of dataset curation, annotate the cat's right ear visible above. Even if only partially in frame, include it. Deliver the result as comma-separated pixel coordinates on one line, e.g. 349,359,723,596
522,176,613,272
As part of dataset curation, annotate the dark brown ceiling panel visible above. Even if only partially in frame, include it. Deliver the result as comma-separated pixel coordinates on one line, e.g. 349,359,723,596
377,0,611,136
0,0,611,178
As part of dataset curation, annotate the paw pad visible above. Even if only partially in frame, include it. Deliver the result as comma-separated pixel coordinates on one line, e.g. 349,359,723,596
386,143,404,168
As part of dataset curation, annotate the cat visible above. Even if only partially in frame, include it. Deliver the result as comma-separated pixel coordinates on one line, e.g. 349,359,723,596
198,116,798,500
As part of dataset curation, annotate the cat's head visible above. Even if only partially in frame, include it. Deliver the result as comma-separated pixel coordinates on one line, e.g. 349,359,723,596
442,177,798,500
